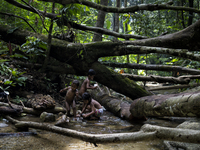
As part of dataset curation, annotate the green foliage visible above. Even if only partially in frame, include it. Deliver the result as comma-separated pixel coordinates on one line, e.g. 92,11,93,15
12,95,27,104
0,63,27,91
21,36,47,62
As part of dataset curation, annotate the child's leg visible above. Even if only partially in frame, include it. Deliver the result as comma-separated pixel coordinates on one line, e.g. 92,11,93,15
72,100,77,117
65,101,70,116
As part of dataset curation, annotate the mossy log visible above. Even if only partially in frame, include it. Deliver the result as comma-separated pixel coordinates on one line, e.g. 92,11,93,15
90,89,133,120
130,92,200,118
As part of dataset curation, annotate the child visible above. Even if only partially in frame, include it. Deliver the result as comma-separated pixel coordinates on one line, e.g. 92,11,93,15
60,80,79,117
79,92,104,119
79,69,98,97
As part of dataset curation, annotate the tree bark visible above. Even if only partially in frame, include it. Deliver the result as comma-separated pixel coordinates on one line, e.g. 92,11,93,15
130,92,200,118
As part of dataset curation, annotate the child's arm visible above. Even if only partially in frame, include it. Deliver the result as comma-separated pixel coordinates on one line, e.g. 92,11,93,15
82,104,95,118
80,103,87,114
86,80,97,89
60,86,70,93
75,89,81,100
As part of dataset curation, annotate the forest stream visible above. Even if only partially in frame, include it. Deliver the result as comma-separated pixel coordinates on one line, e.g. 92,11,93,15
0,109,194,150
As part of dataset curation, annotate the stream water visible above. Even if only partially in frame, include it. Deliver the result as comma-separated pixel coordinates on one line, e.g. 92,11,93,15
0,110,193,150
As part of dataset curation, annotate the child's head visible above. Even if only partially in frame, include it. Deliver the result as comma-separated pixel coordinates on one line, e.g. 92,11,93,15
88,69,96,80
71,80,79,91
82,92,91,105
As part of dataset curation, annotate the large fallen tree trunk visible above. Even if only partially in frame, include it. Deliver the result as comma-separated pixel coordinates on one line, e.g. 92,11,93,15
0,25,150,100
130,92,200,118
5,116,200,144
91,92,132,120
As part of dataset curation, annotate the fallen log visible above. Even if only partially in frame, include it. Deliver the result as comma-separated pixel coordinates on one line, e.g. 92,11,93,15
141,124,200,143
0,102,66,116
147,83,200,91
5,116,155,143
130,92,200,118
90,89,133,120
5,116,200,144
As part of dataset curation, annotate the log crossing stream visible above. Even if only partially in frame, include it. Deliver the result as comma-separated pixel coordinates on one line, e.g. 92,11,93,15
0,109,193,150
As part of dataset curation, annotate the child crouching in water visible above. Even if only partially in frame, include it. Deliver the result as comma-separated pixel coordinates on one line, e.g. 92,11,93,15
60,80,80,118
79,92,104,119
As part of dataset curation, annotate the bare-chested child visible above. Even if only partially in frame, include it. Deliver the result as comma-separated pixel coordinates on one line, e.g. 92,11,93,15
78,69,98,97
78,92,104,119
59,80,79,117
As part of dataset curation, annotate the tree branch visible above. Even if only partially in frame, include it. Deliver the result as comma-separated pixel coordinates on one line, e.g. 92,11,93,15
39,0,200,14
147,83,200,91
124,46,200,61
101,62,200,75
4,0,147,40
21,0,49,33
123,20,200,51
122,74,191,84
0,12,36,32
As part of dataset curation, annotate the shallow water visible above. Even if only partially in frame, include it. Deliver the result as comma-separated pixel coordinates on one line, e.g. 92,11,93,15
0,110,193,150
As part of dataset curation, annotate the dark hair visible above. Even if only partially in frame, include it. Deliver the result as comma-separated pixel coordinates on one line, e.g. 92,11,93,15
88,69,96,76
72,80,79,87
82,92,91,104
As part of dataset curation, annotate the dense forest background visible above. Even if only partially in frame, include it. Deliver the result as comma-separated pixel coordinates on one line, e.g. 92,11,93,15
0,0,200,102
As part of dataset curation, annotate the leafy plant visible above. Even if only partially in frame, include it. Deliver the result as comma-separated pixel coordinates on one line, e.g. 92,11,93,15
21,36,47,62
12,95,27,104
0,63,27,91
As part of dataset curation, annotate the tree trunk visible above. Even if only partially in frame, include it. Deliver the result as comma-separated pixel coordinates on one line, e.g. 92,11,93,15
90,89,132,120
130,92,200,118
188,0,194,26
92,0,108,41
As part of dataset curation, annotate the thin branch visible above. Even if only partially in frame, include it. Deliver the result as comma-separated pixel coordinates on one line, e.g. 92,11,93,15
21,0,49,33
0,12,36,32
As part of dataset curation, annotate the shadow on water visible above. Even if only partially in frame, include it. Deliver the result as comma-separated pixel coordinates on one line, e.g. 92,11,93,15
0,110,194,150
